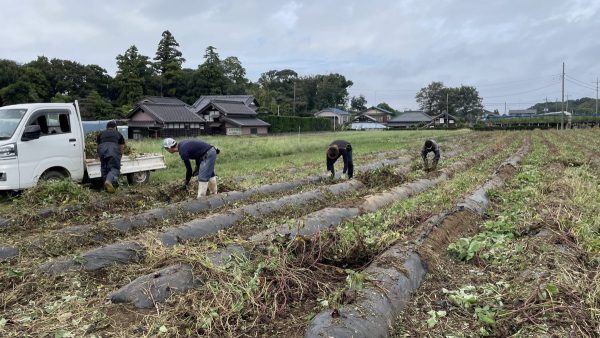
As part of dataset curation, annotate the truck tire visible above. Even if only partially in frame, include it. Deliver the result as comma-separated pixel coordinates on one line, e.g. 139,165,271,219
127,171,150,185
41,170,67,181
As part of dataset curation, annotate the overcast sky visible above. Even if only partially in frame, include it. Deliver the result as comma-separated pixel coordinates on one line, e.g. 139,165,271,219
1,0,599,112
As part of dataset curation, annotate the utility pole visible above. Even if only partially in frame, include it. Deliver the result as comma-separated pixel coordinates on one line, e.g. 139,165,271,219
561,62,565,130
504,102,507,115
293,81,296,115
446,92,449,127
593,78,599,115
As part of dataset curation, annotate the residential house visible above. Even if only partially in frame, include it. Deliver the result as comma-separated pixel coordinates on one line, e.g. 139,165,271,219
430,112,457,127
387,111,432,129
191,96,270,135
314,108,350,129
358,106,395,123
350,114,387,130
127,97,204,139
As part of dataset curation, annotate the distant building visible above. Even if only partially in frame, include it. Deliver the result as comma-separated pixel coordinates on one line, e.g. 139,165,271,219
429,112,457,127
314,108,350,129
126,95,269,139
350,114,387,130
358,106,395,123
387,111,432,128
192,97,269,135
127,96,204,139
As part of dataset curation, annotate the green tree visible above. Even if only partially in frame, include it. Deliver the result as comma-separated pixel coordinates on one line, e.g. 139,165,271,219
153,30,186,96
115,45,150,106
453,85,483,122
78,90,115,119
350,95,367,112
376,102,397,114
194,46,227,96
222,56,249,95
0,81,39,105
416,81,446,115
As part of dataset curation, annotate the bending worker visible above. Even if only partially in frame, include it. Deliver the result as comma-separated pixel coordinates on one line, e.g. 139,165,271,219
421,139,440,171
97,121,125,193
163,138,219,198
326,139,353,179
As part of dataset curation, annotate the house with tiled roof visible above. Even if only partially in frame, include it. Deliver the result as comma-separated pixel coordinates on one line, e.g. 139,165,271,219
126,95,269,138
314,108,350,129
386,111,432,129
359,106,395,123
127,97,204,139
193,96,269,135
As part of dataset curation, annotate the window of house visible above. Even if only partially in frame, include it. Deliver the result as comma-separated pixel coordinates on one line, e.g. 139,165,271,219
250,128,258,134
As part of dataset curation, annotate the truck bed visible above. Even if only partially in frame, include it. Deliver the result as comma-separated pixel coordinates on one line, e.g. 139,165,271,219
85,153,167,179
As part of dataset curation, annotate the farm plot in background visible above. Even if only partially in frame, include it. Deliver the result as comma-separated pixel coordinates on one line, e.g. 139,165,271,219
5,130,597,337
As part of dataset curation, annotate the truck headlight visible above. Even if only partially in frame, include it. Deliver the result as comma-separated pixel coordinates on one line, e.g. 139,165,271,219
0,143,17,158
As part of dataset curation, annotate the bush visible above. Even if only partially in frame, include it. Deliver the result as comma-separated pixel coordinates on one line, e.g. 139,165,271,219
258,114,332,133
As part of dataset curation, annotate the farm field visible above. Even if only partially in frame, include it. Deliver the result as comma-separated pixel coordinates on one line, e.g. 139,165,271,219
1,129,599,337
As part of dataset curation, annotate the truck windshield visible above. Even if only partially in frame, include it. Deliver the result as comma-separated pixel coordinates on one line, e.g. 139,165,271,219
0,108,27,140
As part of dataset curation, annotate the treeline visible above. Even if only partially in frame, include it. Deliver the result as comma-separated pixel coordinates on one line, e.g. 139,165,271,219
0,30,355,120
529,97,599,114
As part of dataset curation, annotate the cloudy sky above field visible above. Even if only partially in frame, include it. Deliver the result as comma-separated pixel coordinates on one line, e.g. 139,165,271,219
1,0,599,111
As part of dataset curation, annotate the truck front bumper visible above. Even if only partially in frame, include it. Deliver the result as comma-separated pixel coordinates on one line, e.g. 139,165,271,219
0,158,20,190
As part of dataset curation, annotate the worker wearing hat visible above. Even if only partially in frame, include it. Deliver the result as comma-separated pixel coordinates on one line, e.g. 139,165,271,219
421,139,440,171
326,140,353,179
163,138,219,198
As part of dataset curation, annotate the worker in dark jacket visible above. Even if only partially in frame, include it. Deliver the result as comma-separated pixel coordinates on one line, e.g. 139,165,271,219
326,140,353,179
97,121,125,193
421,139,440,171
163,138,219,198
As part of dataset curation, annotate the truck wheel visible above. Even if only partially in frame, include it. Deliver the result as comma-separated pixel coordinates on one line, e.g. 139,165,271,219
127,171,150,185
41,170,67,181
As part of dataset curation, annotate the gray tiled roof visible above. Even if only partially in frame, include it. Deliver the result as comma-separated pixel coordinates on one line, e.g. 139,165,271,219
388,111,432,123
316,107,350,116
360,106,395,116
141,96,188,105
192,95,257,112
131,103,204,123
223,117,270,127
212,100,257,116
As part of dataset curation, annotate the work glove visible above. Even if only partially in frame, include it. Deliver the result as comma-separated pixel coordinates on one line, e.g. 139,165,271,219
215,147,221,154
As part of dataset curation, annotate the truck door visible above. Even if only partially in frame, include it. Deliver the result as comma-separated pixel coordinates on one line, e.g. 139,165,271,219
18,109,83,187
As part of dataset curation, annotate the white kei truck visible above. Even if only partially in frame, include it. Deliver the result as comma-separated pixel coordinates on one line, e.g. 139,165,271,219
0,101,166,191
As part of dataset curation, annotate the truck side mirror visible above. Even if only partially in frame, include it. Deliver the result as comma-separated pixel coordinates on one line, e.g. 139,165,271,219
22,125,41,141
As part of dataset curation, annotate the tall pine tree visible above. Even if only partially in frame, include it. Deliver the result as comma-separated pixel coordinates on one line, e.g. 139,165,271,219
115,45,150,107
153,30,185,97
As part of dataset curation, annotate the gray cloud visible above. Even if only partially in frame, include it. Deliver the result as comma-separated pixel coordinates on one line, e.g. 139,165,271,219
1,0,598,110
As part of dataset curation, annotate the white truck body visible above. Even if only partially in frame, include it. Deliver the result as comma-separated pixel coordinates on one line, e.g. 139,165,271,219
0,101,166,191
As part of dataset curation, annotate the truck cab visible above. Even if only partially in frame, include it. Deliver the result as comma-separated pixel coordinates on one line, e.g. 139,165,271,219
0,102,86,190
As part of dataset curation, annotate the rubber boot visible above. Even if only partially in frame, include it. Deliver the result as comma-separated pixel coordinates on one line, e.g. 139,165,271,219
208,177,218,195
104,181,115,193
197,181,209,199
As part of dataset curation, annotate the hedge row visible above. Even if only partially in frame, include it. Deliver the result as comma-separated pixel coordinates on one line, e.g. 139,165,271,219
259,114,332,133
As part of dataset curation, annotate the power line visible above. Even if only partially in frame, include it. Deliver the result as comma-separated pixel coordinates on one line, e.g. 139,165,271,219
481,80,561,99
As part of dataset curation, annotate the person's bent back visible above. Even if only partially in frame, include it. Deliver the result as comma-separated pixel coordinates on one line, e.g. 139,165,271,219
326,139,353,179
